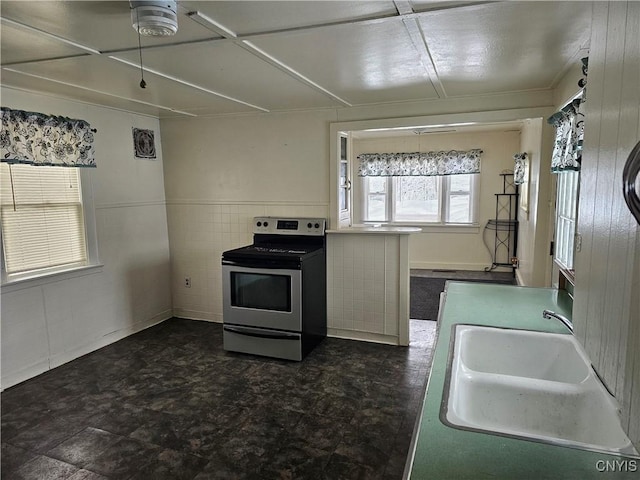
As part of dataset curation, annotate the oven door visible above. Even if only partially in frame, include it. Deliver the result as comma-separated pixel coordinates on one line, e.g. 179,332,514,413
222,263,302,331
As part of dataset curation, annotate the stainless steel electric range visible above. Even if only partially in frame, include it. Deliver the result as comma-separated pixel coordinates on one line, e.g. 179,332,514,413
221,216,327,361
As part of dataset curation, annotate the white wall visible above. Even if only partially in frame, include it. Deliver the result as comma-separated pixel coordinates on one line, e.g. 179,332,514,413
352,131,521,271
162,111,334,204
554,59,586,109
516,118,555,287
514,61,585,289
161,92,562,323
161,111,334,321
1,88,172,389
547,60,585,289
573,1,640,449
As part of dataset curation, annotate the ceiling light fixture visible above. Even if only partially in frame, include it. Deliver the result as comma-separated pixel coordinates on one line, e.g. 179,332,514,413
130,1,178,37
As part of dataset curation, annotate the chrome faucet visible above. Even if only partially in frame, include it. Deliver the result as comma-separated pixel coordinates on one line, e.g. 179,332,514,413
542,309,573,333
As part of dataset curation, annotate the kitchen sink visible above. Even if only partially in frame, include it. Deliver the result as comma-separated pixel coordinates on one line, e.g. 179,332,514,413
442,324,638,456
457,325,590,383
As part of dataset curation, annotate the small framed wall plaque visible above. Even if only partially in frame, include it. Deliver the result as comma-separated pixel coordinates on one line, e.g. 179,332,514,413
132,128,156,159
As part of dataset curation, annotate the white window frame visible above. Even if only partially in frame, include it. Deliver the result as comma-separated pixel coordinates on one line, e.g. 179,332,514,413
363,176,391,222
338,132,351,226
361,174,480,226
554,169,579,272
444,174,478,224
1,166,101,287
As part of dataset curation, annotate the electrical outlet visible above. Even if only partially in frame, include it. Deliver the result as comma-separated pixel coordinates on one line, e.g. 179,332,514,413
184,277,191,288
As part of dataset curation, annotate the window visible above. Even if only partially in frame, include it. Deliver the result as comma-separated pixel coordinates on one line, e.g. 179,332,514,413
338,133,351,226
365,176,388,221
1,163,93,282
339,136,349,213
362,174,478,225
394,176,440,222
554,170,579,271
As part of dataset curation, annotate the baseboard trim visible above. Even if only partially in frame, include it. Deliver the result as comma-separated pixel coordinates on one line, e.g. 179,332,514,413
410,261,492,271
1,309,173,391
172,308,223,323
50,310,172,370
1,359,50,392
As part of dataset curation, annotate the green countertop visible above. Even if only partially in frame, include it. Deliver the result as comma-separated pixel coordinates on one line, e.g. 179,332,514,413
408,282,639,480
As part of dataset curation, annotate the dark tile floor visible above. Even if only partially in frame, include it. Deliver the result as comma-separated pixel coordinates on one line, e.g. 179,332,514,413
410,268,515,282
1,318,437,480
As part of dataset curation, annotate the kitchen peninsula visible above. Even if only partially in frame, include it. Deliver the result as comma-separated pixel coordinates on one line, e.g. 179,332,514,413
326,226,420,346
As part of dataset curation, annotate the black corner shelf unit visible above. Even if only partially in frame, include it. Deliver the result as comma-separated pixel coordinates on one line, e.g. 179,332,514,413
484,172,519,273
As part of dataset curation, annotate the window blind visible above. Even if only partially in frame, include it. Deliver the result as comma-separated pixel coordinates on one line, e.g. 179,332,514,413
1,163,87,277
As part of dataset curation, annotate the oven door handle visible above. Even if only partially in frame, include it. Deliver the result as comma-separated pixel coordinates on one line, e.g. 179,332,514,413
222,258,301,269
224,325,300,340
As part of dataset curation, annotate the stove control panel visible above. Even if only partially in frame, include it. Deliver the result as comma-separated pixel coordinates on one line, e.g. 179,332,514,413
253,217,326,235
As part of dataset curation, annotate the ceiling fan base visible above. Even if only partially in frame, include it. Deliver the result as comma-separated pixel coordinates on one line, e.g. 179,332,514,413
130,1,178,37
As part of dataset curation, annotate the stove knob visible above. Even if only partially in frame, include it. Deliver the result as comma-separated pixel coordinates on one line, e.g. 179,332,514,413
314,223,320,229
307,222,312,228
257,221,262,227
264,221,269,227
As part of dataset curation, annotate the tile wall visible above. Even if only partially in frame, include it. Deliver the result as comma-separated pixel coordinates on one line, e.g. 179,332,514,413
167,203,406,345
166,202,328,322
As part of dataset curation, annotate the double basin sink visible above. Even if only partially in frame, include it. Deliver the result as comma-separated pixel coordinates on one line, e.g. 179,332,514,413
442,324,638,456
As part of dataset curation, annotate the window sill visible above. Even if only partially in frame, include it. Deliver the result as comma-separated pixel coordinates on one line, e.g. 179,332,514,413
361,222,480,234
554,260,575,299
1,264,104,293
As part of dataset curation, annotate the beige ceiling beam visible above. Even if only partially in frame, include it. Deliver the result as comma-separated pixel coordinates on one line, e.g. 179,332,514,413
186,11,352,107
400,18,447,99
2,1,496,109
108,56,269,112
186,1,498,43
186,10,238,39
393,0,447,99
2,67,197,117
2,2,497,62
0,15,270,114
394,0,414,16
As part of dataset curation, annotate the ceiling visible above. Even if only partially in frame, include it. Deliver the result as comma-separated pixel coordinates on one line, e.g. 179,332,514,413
0,1,592,119
350,119,525,138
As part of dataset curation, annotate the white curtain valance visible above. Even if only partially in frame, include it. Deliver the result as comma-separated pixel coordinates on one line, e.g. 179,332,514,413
357,149,482,177
1,107,97,167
